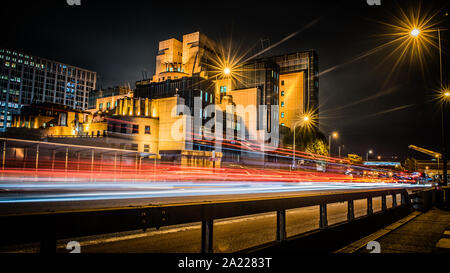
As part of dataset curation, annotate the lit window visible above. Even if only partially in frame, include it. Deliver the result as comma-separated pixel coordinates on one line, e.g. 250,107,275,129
281,91,285,97
144,144,150,153
132,125,139,134
281,112,285,118
281,101,285,107
145,126,151,135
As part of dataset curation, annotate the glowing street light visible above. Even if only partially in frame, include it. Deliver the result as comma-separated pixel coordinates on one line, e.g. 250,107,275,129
396,12,448,186
366,150,373,161
410,28,421,37
223,67,231,76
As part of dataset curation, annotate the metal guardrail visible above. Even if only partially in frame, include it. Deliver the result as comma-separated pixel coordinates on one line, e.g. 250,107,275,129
0,188,413,253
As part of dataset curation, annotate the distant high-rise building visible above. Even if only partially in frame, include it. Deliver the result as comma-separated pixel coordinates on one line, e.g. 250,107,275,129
0,48,97,131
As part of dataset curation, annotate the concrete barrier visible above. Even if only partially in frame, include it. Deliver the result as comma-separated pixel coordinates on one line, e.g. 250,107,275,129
412,189,435,212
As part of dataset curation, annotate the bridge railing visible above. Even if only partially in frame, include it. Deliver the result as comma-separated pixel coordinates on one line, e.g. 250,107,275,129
0,188,417,253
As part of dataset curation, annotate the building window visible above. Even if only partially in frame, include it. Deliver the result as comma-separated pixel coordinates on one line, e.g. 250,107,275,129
99,103,103,110
144,144,150,153
106,102,111,109
131,144,138,151
281,123,285,126
132,124,139,134
281,80,285,86
220,86,227,93
120,124,127,134
281,101,285,107
59,113,67,126
281,112,285,118
145,125,151,135
281,91,285,97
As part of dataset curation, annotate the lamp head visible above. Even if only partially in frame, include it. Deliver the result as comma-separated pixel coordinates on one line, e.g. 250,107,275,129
410,28,420,37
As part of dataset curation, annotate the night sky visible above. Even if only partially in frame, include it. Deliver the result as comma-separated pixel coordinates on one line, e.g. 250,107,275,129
1,0,449,160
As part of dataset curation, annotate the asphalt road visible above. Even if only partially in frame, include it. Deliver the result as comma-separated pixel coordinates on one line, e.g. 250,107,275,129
0,180,427,215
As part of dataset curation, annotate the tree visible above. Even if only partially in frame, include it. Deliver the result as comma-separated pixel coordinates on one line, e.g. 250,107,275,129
282,126,329,156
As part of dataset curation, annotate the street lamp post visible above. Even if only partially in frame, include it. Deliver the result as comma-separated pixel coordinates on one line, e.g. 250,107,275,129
366,150,373,162
329,132,339,156
437,28,448,187
443,90,449,186
411,27,447,186
292,116,311,169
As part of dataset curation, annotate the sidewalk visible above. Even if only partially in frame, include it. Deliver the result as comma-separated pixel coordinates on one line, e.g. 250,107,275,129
337,208,450,253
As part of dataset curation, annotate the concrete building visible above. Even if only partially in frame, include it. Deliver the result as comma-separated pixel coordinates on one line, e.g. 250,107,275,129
151,31,218,83
10,32,318,168
274,50,319,123
10,103,101,138
88,85,132,109
0,48,97,132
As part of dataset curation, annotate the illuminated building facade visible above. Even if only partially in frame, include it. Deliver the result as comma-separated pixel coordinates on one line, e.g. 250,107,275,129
88,85,132,109
213,51,319,131
215,58,280,133
274,50,319,129
0,48,97,132
133,32,319,165
10,103,97,137
100,95,223,166
151,32,218,82
10,32,317,167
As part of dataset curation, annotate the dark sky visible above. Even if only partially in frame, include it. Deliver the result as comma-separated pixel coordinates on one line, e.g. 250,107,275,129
1,0,449,160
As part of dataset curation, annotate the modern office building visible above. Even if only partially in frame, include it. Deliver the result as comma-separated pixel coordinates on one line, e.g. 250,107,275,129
0,48,97,131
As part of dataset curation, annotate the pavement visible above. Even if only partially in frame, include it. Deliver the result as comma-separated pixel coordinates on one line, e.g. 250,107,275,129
337,207,450,253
